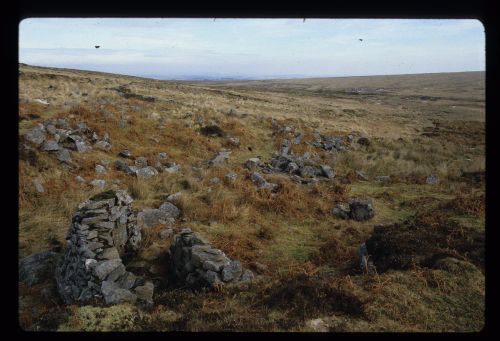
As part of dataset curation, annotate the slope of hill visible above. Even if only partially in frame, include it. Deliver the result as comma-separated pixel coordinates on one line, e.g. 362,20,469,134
18,64,485,332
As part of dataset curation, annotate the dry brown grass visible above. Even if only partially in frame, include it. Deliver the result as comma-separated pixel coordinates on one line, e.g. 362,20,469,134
18,64,485,332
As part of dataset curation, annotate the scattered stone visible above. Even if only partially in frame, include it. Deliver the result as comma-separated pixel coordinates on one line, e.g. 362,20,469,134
426,175,439,185
135,157,148,168
159,201,181,219
95,164,106,173
95,140,112,151
224,172,238,183
250,172,278,191
310,134,347,151
33,179,44,193
374,175,391,183
34,98,49,105
90,179,106,189
320,165,335,179
75,175,86,183
136,166,158,179
209,177,220,185
166,192,182,203
209,150,231,166
118,150,132,158
228,137,240,146
19,251,60,286
163,163,181,173
118,119,126,129
114,160,136,175
356,170,369,181
293,132,303,145
56,148,72,162
245,158,260,170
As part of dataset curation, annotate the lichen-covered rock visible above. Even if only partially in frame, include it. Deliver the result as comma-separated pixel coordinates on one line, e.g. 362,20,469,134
55,190,149,305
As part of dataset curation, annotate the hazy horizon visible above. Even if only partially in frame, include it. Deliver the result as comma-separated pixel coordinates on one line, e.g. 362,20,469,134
19,18,485,80
19,62,485,82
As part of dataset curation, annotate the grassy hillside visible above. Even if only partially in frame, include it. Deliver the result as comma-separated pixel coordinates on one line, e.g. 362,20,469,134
18,64,485,332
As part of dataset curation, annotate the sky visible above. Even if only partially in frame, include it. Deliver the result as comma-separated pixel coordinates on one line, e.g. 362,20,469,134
19,18,485,80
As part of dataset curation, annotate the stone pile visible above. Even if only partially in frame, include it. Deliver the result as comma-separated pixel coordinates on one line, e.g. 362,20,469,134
260,139,335,182
332,198,375,221
23,118,112,168
169,228,253,289
55,190,154,305
114,152,181,177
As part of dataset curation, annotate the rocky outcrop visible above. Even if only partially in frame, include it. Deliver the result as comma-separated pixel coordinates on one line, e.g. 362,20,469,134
55,190,153,305
168,228,253,289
